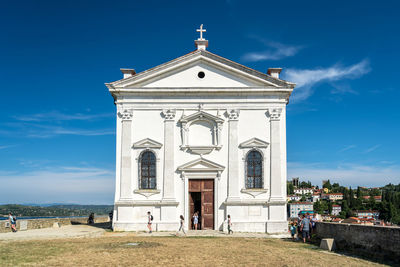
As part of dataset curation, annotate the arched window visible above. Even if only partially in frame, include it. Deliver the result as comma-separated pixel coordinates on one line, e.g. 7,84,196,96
246,150,263,189
140,151,156,189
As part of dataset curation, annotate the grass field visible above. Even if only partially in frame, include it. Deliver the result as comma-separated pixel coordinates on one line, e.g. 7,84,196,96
0,233,387,266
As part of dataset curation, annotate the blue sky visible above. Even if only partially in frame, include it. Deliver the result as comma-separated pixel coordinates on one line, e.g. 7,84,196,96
1,0,399,204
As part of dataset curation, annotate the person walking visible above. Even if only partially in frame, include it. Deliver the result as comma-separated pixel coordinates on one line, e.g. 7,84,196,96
8,212,16,232
297,216,302,241
176,215,186,236
227,214,233,234
289,222,296,240
311,213,318,233
87,213,94,224
147,211,153,233
193,212,199,230
300,213,312,243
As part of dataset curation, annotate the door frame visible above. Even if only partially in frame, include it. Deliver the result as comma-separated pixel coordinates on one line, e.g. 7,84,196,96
183,173,219,230
188,179,215,230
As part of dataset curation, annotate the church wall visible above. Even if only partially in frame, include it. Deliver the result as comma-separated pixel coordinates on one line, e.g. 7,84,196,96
110,46,293,233
113,100,289,232
130,110,164,201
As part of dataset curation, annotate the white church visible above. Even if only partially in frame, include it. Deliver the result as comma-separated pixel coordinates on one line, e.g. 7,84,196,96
106,25,296,233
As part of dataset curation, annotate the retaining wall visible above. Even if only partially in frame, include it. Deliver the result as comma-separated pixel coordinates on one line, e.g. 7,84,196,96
0,216,109,233
315,222,400,263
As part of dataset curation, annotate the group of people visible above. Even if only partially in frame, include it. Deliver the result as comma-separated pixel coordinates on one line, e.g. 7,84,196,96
8,212,17,232
146,211,233,235
289,213,318,243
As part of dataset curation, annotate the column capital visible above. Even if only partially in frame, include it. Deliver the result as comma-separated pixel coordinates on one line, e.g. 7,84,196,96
226,109,240,121
267,108,282,121
118,109,133,121
162,109,176,121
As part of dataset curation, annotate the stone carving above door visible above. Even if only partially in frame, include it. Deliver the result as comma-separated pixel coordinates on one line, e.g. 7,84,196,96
179,110,224,155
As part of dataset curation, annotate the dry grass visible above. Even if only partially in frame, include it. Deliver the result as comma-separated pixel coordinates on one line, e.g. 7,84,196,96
0,233,387,266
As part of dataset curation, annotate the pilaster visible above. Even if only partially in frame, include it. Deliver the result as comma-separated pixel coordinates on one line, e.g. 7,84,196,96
226,109,240,201
268,108,285,203
161,109,176,202
118,109,133,200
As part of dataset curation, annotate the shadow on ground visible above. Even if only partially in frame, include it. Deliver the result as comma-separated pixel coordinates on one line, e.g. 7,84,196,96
71,221,112,230
281,235,399,266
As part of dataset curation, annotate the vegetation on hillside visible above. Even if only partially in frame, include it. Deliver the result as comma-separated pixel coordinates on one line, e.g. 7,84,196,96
288,179,400,224
0,204,113,217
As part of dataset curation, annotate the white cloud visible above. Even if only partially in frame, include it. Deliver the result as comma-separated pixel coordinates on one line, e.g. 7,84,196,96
13,111,113,122
283,59,371,101
288,162,400,188
0,166,115,204
364,144,381,154
26,126,115,138
330,83,359,95
1,122,114,138
338,144,356,153
0,145,17,150
242,41,303,62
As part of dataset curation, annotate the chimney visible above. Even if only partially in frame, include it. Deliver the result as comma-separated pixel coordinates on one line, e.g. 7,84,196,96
120,68,136,79
267,68,282,79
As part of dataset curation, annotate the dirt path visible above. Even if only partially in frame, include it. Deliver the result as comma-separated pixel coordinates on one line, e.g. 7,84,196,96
0,225,105,241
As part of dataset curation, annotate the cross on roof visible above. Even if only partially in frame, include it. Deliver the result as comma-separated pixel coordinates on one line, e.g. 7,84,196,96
197,24,206,40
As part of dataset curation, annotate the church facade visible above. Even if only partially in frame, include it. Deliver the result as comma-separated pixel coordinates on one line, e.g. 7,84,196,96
106,26,295,233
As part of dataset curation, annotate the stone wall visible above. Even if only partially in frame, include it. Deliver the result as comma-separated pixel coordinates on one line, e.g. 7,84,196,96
0,216,109,233
315,222,400,263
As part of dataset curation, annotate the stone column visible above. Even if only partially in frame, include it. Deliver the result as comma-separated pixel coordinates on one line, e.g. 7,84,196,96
227,109,240,201
268,108,285,202
118,109,133,200
162,109,176,201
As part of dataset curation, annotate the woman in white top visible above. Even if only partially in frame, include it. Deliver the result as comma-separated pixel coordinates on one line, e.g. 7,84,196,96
176,215,186,236
193,212,199,230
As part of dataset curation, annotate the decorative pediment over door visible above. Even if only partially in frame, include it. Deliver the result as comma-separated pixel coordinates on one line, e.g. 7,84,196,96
177,157,225,180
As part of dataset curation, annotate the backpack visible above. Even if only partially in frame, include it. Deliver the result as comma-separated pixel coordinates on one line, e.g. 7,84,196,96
150,215,153,221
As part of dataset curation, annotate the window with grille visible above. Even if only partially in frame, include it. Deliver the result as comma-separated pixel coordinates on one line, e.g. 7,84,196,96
140,151,156,189
246,150,263,189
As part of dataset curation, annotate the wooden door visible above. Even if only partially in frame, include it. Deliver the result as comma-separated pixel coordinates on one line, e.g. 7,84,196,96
202,179,214,229
188,179,214,230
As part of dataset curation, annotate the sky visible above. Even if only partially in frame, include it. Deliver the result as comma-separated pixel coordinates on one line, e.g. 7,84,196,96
0,0,399,204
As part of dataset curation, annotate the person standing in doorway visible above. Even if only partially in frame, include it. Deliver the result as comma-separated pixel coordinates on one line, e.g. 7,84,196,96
176,215,186,236
193,212,199,230
227,215,233,234
147,211,153,233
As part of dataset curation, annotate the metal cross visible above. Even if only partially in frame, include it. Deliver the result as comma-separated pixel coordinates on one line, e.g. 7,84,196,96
197,24,206,40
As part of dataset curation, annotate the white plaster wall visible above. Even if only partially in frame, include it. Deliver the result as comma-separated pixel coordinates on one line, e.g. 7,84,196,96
142,62,263,88
112,57,292,233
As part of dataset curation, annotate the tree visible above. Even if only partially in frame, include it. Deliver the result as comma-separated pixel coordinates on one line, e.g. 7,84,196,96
332,183,340,193
341,200,352,218
328,202,333,215
323,180,332,190
356,187,363,199
349,187,356,209
368,194,376,210
287,182,294,195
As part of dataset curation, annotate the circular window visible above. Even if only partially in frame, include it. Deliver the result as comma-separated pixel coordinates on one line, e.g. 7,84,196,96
197,71,205,79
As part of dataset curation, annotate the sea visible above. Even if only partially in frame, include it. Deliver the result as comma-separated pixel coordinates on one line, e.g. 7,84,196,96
0,216,87,221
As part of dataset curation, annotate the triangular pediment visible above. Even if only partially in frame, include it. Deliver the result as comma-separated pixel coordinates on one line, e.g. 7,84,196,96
177,157,225,172
107,50,294,90
239,137,269,148
180,110,224,124
132,138,162,149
